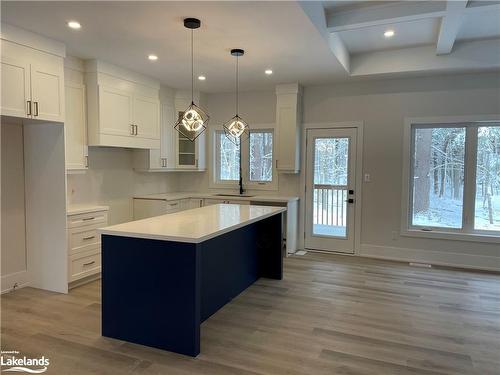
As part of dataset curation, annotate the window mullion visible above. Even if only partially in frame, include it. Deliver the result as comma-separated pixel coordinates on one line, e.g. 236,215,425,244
463,126,478,233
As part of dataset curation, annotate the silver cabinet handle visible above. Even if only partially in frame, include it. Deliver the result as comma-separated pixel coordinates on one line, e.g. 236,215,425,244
130,124,135,135
33,101,39,116
85,156,89,168
135,125,138,135
82,235,96,240
82,217,95,221
168,202,178,206
275,159,278,168
83,260,96,266
26,101,32,116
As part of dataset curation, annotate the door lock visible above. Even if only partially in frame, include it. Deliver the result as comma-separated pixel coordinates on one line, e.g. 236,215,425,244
346,198,355,204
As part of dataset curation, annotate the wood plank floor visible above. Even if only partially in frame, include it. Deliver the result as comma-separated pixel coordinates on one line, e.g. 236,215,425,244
2,253,500,375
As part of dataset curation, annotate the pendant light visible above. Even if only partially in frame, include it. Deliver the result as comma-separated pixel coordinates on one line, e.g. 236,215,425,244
223,49,249,145
174,18,209,141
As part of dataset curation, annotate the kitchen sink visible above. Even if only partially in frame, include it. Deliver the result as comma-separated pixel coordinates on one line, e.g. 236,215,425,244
214,194,255,198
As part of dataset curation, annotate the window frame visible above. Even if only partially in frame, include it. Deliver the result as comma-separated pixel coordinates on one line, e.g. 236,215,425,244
209,123,278,191
401,116,500,243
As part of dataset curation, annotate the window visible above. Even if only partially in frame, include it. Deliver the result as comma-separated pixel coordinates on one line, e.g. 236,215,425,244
406,121,500,238
212,127,276,190
215,131,240,182
249,131,273,182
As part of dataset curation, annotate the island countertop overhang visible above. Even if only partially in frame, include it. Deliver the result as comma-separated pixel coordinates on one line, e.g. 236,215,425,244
98,204,286,244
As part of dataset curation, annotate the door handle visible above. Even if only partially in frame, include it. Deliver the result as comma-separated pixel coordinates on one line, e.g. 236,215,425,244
26,101,32,116
345,198,355,204
33,101,39,116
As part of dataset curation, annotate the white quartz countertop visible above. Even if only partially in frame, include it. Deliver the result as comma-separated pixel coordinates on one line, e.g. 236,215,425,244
67,204,109,215
98,204,286,243
133,192,299,203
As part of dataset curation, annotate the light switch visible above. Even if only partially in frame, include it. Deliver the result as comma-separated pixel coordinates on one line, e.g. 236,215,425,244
364,173,371,182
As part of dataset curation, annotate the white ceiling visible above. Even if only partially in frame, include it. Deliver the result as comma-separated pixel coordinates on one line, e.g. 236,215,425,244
2,1,499,93
1,1,347,93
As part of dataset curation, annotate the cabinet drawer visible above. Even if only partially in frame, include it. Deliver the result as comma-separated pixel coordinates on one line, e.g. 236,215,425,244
69,250,101,282
69,224,101,255
67,210,108,228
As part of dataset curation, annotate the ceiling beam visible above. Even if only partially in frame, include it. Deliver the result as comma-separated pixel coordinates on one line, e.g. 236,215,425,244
436,1,468,55
326,1,447,32
299,1,350,74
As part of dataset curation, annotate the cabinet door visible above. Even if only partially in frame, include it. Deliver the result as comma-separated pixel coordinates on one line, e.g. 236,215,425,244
133,94,159,140
30,63,64,122
98,85,133,137
65,82,88,170
1,57,30,118
161,101,176,168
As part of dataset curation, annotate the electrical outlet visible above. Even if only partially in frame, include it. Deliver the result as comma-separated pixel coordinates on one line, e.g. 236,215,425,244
364,173,371,182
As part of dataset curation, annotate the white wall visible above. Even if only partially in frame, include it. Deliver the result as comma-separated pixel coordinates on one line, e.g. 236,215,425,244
1,123,27,283
67,147,178,225
178,72,500,269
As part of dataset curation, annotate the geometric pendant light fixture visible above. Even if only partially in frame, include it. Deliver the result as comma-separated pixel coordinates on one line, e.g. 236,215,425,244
174,18,209,142
223,48,249,145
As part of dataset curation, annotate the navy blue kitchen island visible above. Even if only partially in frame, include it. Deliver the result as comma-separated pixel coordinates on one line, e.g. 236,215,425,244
99,204,285,357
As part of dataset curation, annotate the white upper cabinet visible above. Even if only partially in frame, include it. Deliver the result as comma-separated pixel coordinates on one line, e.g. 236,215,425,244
133,94,160,140
133,89,206,172
30,63,64,121
174,91,206,171
1,56,30,118
98,85,134,137
65,82,88,171
275,83,302,173
1,31,65,123
85,60,160,149
133,89,176,171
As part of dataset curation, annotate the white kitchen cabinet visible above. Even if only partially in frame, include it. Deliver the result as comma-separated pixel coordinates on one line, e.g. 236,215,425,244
1,40,64,122
67,205,109,285
30,63,65,122
65,82,88,171
86,60,160,149
275,83,302,173
174,91,206,171
133,198,195,220
133,91,176,171
1,56,30,118
98,85,134,137
133,94,160,140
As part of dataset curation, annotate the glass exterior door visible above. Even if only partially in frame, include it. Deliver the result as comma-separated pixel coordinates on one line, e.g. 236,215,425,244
305,128,357,253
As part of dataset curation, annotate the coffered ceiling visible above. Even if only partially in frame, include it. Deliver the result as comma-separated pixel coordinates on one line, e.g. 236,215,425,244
2,1,499,93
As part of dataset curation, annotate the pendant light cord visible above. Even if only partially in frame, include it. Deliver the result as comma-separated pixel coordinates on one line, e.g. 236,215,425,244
236,54,239,116
191,29,194,105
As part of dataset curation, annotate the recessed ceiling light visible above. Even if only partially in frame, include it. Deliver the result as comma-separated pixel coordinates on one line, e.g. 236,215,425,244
384,30,395,38
67,21,81,30
148,54,158,61
265,69,273,75
198,75,206,81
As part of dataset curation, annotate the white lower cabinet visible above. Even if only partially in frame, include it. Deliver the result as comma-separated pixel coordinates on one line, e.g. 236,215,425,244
133,197,204,220
203,198,250,205
67,206,108,285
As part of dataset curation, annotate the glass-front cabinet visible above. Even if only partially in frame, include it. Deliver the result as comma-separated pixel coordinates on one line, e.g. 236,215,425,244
176,129,205,170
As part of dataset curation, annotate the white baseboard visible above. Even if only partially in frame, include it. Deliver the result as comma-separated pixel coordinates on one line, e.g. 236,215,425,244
1,270,30,294
359,244,500,272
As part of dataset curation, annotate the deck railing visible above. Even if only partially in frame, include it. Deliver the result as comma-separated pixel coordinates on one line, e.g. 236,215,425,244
313,184,347,226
